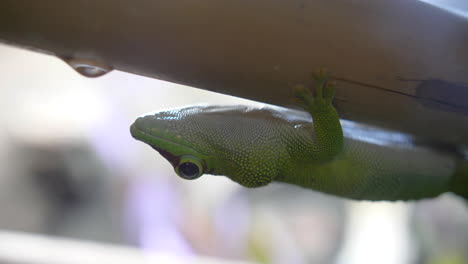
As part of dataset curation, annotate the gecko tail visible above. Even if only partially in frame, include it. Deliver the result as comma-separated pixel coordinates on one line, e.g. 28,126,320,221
449,159,468,200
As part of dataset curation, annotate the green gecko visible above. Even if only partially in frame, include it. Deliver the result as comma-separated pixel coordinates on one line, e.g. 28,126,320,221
130,71,468,201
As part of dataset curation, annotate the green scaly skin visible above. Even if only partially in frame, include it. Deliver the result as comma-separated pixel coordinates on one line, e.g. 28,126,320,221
130,72,468,201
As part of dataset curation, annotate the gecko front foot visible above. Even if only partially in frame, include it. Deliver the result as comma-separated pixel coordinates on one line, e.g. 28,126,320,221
294,69,336,113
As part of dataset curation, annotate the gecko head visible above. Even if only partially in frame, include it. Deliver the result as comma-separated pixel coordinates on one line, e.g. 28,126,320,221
130,110,210,181
130,105,284,187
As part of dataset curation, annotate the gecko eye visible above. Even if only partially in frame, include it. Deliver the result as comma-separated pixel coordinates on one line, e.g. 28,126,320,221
175,155,203,180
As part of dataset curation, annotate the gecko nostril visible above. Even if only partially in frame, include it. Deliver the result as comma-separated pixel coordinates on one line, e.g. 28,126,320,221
133,117,145,128
134,116,157,131
130,117,150,139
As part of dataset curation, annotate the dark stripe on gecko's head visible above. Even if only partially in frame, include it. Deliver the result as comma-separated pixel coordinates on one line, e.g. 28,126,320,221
151,145,180,167
150,144,209,173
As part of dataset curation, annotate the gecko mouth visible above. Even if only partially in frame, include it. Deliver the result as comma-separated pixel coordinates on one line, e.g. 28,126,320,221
130,121,188,147
130,119,208,157
130,121,213,175
130,123,185,166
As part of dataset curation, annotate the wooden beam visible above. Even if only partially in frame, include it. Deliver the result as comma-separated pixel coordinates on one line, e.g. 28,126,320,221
1,0,467,144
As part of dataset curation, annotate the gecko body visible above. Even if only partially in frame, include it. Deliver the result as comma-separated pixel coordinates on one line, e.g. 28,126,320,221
131,73,468,201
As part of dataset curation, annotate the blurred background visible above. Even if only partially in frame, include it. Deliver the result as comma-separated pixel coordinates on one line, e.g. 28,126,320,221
0,42,467,264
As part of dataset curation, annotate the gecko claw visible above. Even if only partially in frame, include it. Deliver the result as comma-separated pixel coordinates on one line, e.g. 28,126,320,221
294,70,336,112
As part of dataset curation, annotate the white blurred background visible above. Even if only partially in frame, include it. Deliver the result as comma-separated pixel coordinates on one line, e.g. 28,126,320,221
0,42,467,264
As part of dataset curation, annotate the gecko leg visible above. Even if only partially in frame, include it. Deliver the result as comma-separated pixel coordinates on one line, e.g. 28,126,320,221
293,70,344,161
